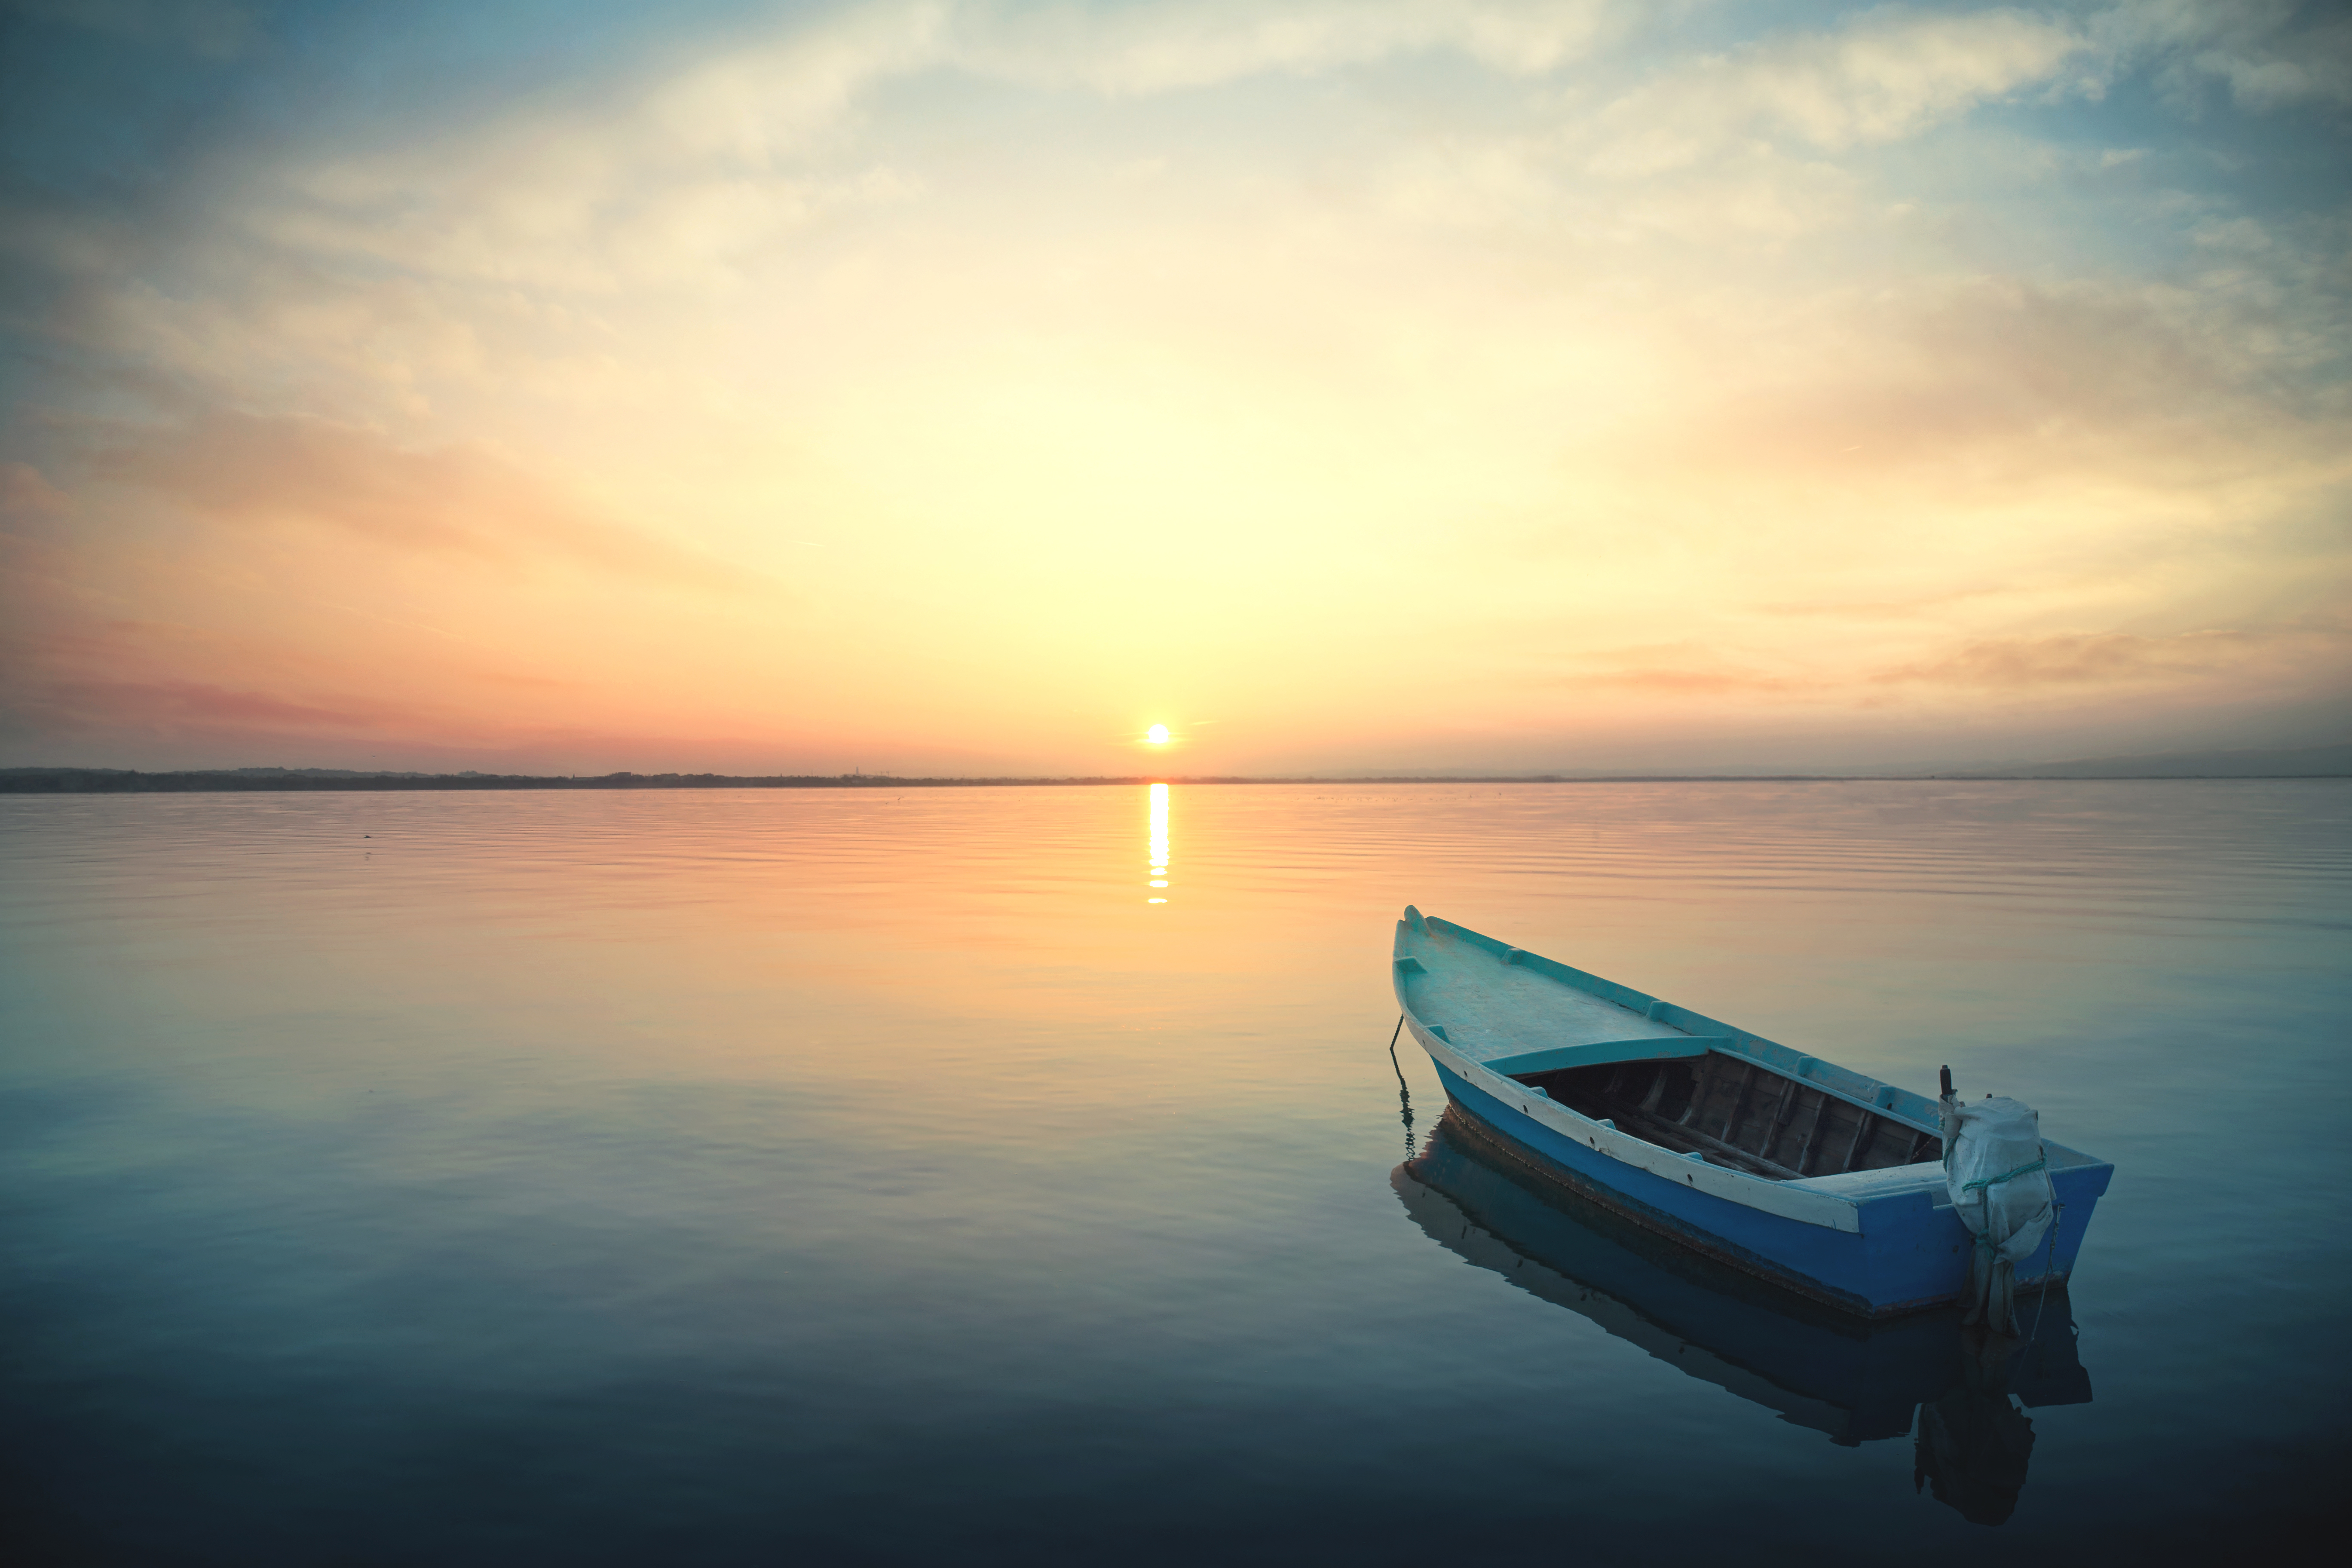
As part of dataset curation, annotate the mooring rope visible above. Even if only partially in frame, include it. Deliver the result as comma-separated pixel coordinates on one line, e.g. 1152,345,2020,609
1387,1014,1415,1158
1959,1155,2046,1195
2025,1201,2064,1343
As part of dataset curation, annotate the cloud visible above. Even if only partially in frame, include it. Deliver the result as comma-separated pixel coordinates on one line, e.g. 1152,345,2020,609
1873,626,2349,689
0,460,72,523
0,663,627,760
1584,5,2091,177
2191,34,2352,111
0,644,849,770
1535,618,2352,710
1576,666,1798,695
90,410,754,590
1584,263,2352,505
6,675,426,740
962,0,1611,92
1549,642,1801,696
2098,0,2352,112
223,1,1611,296
12,0,260,59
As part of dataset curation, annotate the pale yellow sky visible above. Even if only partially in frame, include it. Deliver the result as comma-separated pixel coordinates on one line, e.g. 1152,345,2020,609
3,1,2348,773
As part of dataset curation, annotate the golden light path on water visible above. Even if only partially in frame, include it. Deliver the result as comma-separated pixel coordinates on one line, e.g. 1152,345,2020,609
1147,782,1169,904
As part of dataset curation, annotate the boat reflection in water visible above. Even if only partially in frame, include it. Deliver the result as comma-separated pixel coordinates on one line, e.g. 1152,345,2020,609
1396,1110,2093,1525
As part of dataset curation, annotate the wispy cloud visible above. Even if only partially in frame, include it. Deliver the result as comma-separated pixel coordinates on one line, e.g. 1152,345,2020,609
2102,0,2352,112
8,675,429,740
1548,641,1801,696
90,410,755,591
0,459,72,524
13,0,261,59
961,0,1612,91
1874,625,2352,689
1583,5,2092,178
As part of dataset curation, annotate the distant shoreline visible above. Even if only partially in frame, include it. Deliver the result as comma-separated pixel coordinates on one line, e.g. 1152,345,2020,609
3,766,2346,793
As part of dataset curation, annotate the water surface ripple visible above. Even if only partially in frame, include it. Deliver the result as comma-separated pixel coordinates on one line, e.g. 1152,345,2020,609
3,781,2345,1562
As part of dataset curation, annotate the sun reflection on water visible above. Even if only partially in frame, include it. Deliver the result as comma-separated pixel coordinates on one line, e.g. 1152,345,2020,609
1147,782,1169,904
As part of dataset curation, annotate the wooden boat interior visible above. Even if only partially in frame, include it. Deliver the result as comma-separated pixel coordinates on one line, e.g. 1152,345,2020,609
1507,1052,1942,1182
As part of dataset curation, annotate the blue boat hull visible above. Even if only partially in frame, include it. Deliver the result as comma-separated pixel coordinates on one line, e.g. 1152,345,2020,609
1396,1116,2094,1448
1434,1060,2109,1317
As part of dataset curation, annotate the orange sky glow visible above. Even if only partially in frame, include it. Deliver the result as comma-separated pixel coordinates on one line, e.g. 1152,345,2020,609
3,1,2347,775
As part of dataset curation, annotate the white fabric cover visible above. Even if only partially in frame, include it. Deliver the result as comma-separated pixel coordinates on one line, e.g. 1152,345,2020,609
1942,1096,2056,1332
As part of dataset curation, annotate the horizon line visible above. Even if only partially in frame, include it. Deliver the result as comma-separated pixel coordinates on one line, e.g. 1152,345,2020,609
5,761,2349,793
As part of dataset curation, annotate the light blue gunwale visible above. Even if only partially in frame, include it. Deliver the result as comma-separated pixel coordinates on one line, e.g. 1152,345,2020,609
1394,906,1945,1133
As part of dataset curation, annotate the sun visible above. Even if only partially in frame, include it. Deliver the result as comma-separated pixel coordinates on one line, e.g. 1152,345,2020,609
1144,724,1170,745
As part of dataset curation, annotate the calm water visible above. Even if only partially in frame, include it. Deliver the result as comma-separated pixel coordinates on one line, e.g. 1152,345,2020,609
3,781,2346,1563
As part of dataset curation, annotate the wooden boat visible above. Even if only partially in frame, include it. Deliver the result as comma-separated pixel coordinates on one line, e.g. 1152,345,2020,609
1392,907,2113,1317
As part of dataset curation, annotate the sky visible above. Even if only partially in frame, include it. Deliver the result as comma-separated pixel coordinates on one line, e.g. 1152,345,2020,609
2,0,2348,777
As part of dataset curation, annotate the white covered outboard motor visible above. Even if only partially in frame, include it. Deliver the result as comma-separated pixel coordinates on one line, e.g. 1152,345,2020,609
1939,1069,2056,1335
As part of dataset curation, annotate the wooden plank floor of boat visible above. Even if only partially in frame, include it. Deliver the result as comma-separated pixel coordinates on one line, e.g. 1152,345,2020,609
1509,1054,1942,1181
